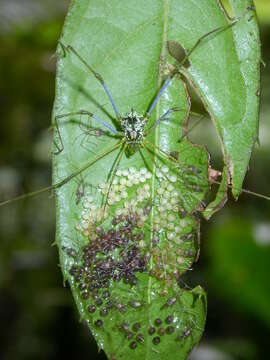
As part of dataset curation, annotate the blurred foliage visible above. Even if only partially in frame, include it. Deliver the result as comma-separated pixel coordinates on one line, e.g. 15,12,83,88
253,0,270,23
0,1,269,360
0,0,69,33
206,218,270,325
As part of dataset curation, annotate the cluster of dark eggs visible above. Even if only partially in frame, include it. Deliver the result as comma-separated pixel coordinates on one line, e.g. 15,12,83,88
118,315,177,350
69,214,148,308
148,316,176,345
119,321,145,350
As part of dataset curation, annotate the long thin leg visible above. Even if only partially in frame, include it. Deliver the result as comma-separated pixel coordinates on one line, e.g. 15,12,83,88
78,114,107,138
149,146,207,203
56,141,122,188
59,42,121,121
102,142,127,214
145,107,186,134
53,113,64,155
146,105,207,146
140,142,188,208
143,140,207,209
178,12,252,68
77,124,109,154
145,140,270,202
79,132,99,154
75,131,94,153
146,13,253,121
150,13,254,120
145,67,199,119
138,147,152,172
5,130,266,211
0,141,122,207
53,110,118,154
74,115,111,152
142,144,190,205
146,77,172,118
144,139,203,192
66,158,96,205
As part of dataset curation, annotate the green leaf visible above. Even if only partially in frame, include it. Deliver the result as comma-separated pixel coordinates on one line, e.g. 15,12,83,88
170,0,260,200
52,0,259,359
206,218,270,328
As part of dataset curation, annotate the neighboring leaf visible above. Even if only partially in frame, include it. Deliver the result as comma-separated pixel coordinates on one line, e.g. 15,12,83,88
168,0,260,200
206,219,270,328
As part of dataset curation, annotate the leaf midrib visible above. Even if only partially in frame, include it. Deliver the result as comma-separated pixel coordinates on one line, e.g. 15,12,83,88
147,0,169,358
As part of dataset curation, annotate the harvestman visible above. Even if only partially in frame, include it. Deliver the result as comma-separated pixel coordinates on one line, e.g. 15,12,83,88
52,12,234,211
54,41,189,211
1,7,268,208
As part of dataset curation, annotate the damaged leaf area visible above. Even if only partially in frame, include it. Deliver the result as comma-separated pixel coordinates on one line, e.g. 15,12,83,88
168,0,260,210
52,0,260,359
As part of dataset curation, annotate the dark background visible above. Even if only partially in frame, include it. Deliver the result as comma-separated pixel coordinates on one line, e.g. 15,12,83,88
0,1,269,359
